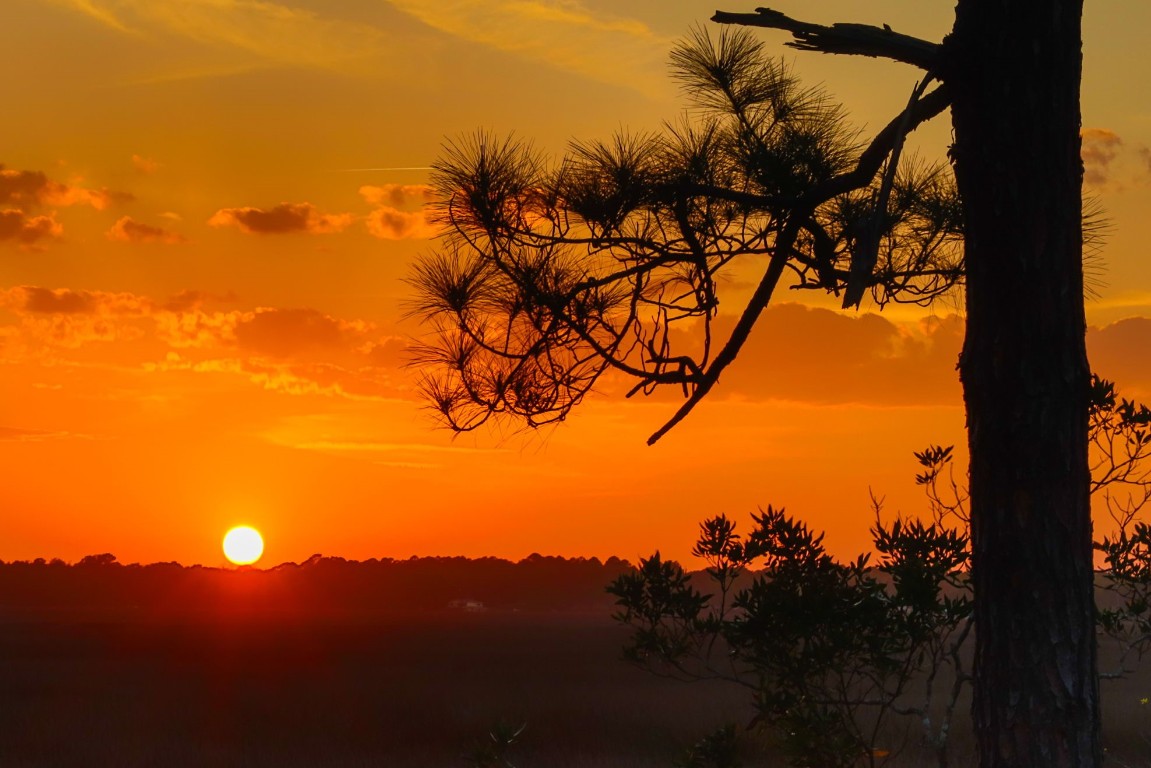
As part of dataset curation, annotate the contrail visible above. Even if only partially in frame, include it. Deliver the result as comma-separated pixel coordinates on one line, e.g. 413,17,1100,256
330,166,433,172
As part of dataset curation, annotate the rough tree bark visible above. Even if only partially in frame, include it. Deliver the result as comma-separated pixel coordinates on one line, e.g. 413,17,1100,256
946,1,1099,766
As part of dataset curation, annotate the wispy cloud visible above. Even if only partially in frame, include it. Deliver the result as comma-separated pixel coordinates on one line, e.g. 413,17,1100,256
386,0,672,92
131,154,161,175
1081,127,1151,190
50,0,390,72
1083,128,1124,187
293,440,506,455
0,426,92,442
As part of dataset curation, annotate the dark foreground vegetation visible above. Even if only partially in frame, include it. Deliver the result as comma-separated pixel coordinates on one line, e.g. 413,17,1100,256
1,553,1149,767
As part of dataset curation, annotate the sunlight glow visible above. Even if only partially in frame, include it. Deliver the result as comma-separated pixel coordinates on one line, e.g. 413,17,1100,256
222,526,264,565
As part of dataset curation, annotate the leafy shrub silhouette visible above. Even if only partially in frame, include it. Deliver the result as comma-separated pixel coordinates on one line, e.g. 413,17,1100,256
611,375,1151,767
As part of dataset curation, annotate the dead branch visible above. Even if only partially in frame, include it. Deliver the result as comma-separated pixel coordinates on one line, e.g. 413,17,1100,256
712,7,940,70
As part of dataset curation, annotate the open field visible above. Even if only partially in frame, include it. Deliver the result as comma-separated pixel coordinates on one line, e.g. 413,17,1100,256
0,609,754,767
1,605,1149,766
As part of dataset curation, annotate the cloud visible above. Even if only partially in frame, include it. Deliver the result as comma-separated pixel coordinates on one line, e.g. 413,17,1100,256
647,303,965,407
159,289,219,313
145,354,395,401
234,307,372,358
106,216,187,244
1088,317,1151,399
6,286,153,316
358,184,438,240
51,0,390,73
54,0,133,31
365,337,408,368
359,184,434,208
17,287,98,314
0,287,150,347
0,426,87,442
1082,128,1123,187
2,284,413,400
152,308,241,349
0,210,62,245
386,0,671,92
1079,128,1151,190
364,207,437,240
0,164,130,210
643,304,1151,408
131,154,161,174
208,202,354,234
0,286,157,348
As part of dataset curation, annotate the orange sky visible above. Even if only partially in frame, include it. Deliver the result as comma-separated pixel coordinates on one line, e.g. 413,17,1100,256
3,0,1150,567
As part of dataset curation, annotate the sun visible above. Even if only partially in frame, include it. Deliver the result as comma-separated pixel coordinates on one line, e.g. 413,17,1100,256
222,526,264,566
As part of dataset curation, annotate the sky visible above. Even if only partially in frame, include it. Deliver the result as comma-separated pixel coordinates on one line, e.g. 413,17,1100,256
2,0,1150,568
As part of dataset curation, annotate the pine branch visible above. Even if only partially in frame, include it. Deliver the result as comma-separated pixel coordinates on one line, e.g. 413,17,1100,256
842,76,934,309
712,7,940,71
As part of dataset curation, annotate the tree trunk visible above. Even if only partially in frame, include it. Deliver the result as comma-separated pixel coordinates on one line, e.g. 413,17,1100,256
946,1,1100,766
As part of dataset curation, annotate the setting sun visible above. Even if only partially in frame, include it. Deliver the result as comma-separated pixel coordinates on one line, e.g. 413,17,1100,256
222,526,264,566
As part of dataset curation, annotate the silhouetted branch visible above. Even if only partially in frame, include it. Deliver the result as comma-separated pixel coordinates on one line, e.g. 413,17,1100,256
712,7,941,70
843,76,934,309
647,219,797,445
410,31,961,438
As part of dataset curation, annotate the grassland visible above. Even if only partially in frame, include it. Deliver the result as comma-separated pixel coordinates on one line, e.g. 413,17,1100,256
0,608,758,767
1,565,1149,766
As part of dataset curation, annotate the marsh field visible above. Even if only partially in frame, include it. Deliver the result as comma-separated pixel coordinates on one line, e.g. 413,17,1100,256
0,608,755,767
1,599,1149,766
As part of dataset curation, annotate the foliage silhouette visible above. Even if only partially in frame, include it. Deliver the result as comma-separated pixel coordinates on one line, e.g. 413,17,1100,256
610,507,969,768
409,28,960,441
609,377,1151,767
410,3,1099,761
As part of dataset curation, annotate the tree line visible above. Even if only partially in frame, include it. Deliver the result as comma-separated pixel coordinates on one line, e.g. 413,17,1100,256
0,553,632,614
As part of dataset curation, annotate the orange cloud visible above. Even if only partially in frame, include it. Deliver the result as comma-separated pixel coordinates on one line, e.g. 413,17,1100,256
357,185,438,240
131,154,161,174
365,337,408,368
633,304,1151,410
650,303,966,407
386,0,670,94
0,210,62,245
17,287,97,314
2,285,409,400
106,216,187,244
207,202,354,234
159,289,219,313
359,184,434,208
234,307,372,358
1088,317,1151,399
152,309,241,349
364,206,437,240
1082,128,1123,186
0,427,82,442
0,164,130,210
7,286,151,316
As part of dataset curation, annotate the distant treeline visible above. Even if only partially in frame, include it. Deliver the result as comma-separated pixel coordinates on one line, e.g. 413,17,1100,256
0,553,636,614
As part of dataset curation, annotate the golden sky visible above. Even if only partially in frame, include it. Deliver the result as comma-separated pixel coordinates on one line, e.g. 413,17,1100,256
3,0,1150,567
